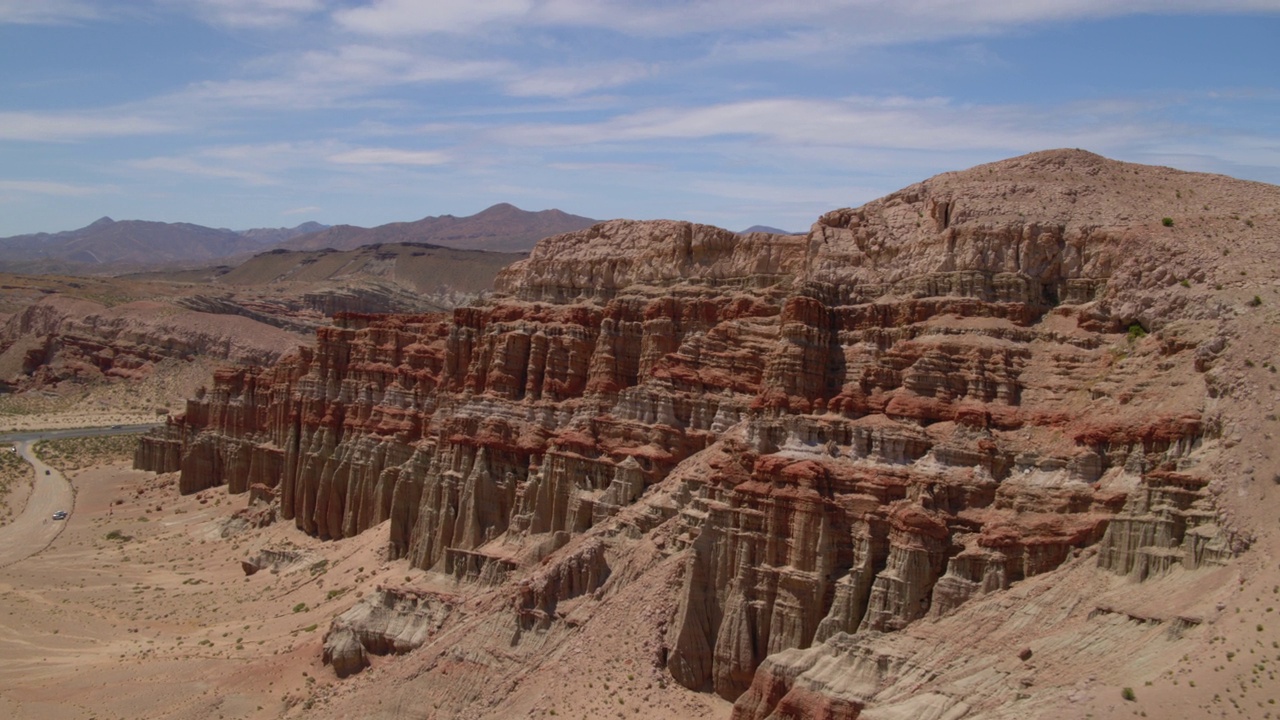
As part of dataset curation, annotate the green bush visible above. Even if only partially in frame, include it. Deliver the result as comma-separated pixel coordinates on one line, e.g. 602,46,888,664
1122,687,1136,701
1161,217,1174,227
292,602,307,613
1127,324,1147,341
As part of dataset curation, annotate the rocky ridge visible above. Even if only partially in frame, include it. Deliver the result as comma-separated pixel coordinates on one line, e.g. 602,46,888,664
135,150,1280,718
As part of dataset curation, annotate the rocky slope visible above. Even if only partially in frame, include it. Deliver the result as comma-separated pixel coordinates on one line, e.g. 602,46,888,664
0,294,306,390
135,150,1280,718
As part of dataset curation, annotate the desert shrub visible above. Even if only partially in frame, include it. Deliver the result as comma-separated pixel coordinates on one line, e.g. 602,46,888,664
1127,324,1147,341
1122,687,1136,701
1162,217,1174,227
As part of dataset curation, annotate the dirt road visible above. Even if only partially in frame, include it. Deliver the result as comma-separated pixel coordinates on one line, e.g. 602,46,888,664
0,441,73,568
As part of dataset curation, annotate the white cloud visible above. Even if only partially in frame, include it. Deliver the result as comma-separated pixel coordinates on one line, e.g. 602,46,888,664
0,112,175,142
129,142,330,185
163,0,325,28
494,96,1151,153
283,205,322,215
0,180,112,196
130,155,280,185
506,62,656,98
335,0,532,35
178,45,509,108
128,141,453,187
328,148,450,165
0,0,101,24
333,0,1280,39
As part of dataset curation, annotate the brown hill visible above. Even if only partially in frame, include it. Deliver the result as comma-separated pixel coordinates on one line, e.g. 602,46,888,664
280,202,597,253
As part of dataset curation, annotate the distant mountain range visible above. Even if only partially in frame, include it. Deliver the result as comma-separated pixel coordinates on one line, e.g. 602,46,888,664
0,218,327,274
0,205,803,275
0,204,599,274
279,203,597,254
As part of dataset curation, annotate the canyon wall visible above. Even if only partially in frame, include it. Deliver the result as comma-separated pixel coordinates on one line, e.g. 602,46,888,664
136,150,1257,715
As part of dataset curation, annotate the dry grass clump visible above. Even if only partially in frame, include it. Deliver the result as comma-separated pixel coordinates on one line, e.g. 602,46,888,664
34,434,141,473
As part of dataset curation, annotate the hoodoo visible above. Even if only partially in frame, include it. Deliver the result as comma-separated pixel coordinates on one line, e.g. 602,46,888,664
137,150,1280,717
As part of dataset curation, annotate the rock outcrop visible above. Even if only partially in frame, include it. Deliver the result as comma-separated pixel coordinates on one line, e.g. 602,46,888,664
322,585,458,678
136,150,1276,716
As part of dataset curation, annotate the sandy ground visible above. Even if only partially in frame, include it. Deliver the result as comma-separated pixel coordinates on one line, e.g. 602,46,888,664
0,461,400,720
0,454,730,720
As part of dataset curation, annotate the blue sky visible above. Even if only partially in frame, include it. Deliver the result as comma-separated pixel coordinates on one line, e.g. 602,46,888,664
1,1,1278,236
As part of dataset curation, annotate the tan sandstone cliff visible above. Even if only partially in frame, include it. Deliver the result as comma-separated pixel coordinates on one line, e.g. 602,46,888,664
136,150,1280,718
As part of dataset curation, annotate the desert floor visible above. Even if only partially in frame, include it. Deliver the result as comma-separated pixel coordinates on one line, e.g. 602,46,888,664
0,442,727,720
1,443,1277,719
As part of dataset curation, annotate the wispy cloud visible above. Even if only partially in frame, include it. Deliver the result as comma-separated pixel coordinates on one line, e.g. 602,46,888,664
161,0,325,28
335,0,533,35
282,205,322,215
334,0,1280,40
506,62,656,98
128,142,325,185
0,179,113,196
128,141,455,186
328,148,450,165
494,96,1148,152
177,45,510,108
0,112,175,142
0,0,101,24
130,155,280,185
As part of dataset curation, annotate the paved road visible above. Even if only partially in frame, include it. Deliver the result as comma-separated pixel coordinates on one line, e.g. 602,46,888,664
0,422,162,444
0,424,160,568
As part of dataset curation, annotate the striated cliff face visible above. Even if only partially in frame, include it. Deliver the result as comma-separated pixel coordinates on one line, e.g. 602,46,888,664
136,150,1276,717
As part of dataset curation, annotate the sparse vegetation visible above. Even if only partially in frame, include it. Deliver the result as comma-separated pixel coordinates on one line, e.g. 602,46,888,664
1122,687,1137,702
1249,295,1263,307
1162,217,1174,227
292,602,308,613
34,434,142,473
1127,324,1148,341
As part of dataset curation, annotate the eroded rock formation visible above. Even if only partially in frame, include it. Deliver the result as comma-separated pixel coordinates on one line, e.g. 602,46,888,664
323,586,458,678
137,150,1273,716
